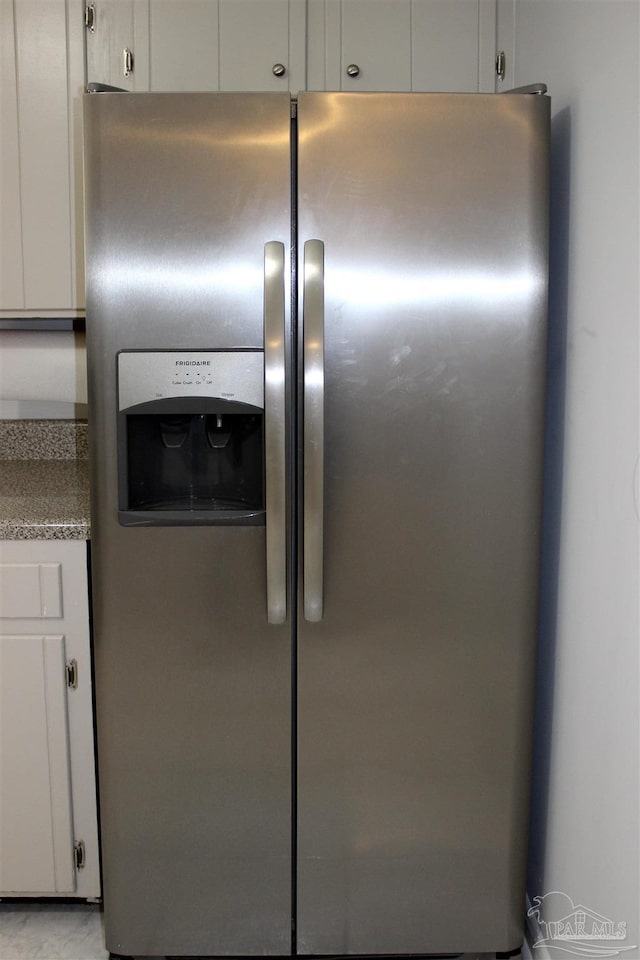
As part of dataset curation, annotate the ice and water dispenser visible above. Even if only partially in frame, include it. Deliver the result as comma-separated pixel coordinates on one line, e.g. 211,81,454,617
117,351,264,525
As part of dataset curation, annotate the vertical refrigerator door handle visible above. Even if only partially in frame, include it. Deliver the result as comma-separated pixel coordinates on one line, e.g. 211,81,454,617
303,240,325,622
264,241,287,625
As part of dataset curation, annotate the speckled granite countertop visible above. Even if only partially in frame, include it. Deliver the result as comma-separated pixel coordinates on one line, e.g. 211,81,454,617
0,420,90,540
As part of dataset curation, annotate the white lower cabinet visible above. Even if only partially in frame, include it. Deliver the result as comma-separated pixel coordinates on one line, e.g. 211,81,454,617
0,541,100,900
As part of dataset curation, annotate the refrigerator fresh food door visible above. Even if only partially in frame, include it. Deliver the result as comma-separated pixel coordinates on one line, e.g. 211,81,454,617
84,92,293,957
296,92,549,955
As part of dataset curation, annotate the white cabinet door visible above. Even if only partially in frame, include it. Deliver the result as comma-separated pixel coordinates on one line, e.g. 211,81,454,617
0,635,75,893
0,541,100,899
412,0,481,92
495,0,515,90
0,0,85,316
85,0,150,90
146,0,306,93
107,1,494,95
308,0,496,93
0,562,63,619
341,0,411,91
219,0,305,92
149,0,221,91
309,0,412,91
0,0,23,310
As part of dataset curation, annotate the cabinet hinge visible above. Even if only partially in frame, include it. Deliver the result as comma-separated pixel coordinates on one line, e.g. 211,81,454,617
123,47,134,77
66,658,78,689
496,50,506,82
85,3,96,32
74,840,86,870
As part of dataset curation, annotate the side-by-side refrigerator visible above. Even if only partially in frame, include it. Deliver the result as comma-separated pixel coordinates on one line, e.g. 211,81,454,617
83,89,549,960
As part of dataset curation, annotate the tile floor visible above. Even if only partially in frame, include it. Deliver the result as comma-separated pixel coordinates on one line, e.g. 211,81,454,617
0,902,108,959
0,901,527,960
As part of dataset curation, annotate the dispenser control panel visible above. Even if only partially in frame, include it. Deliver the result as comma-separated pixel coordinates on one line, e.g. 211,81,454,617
118,351,264,410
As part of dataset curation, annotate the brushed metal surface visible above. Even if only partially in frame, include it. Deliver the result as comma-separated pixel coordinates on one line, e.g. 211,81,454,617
264,241,287,624
84,92,292,351
117,350,264,410
86,89,549,958
296,92,549,955
84,92,292,957
302,239,325,623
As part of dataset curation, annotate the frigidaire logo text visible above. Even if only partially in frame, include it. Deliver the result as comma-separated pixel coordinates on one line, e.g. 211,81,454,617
175,360,211,366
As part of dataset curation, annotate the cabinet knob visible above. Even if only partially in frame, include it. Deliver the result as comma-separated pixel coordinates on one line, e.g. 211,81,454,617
346,63,360,78
272,63,286,78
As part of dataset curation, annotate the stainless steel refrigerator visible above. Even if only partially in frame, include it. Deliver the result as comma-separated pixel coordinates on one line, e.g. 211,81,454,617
83,89,549,960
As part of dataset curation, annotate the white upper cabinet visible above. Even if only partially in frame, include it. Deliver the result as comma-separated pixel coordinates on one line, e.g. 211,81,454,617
0,0,85,317
308,0,497,92
0,0,23,310
87,1,307,94
412,0,487,92
148,0,221,91
85,0,150,91
308,0,412,91
218,0,306,93
88,1,493,95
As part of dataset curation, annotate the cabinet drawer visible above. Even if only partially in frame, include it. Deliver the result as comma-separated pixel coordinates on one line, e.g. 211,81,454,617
0,562,63,619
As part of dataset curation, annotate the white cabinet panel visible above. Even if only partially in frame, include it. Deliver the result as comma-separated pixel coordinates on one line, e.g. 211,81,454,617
496,0,515,90
0,563,63,619
68,0,86,312
14,1,74,310
115,0,491,96
85,0,150,91
411,0,479,92
150,0,221,91
111,0,137,90
95,1,306,93
339,0,412,91
478,0,497,92
309,0,490,93
0,541,100,900
0,635,75,893
0,0,23,310
0,0,85,317
219,0,305,92
85,0,111,85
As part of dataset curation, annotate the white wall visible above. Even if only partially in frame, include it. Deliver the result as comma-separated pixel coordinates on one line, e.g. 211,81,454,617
0,331,87,418
514,0,639,951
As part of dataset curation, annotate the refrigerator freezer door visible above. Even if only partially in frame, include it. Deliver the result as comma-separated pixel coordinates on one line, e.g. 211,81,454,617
84,93,293,957
296,92,549,955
